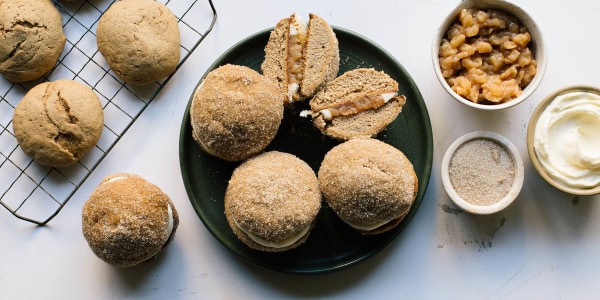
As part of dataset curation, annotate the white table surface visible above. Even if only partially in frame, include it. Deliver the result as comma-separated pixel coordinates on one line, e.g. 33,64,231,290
2,0,600,298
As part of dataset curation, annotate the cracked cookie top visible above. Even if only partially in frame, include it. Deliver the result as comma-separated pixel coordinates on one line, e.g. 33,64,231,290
0,0,66,83
12,79,104,168
96,0,180,86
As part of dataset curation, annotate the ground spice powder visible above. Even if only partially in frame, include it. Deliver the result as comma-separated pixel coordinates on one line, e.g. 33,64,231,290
448,138,515,206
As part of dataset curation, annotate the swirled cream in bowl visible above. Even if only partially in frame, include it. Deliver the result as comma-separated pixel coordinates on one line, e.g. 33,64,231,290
527,86,600,195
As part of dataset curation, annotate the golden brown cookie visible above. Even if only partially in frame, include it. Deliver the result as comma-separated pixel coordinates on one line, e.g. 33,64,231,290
12,79,104,168
82,173,179,267
96,0,181,86
0,0,66,83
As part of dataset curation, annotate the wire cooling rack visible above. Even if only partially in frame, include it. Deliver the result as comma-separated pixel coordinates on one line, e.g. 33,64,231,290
0,0,217,225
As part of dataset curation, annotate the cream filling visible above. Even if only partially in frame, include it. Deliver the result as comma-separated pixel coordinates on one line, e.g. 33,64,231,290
165,204,174,244
189,80,221,157
286,13,308,103
104,175,128,184
341,216,397,232
190,80,204,114
287,83,300,102
534,91,600,188
234,219,310,248
300,92,397,120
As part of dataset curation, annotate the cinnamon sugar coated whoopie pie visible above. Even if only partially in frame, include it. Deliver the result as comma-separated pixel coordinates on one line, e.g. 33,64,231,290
82,173,179,267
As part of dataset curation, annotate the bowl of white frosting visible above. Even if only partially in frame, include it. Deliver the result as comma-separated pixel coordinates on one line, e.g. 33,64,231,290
527,85,600,195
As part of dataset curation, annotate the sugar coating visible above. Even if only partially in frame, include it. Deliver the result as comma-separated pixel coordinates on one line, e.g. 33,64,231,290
224,151,321,252
190,64,284,162
448,138,515,206
318,138,418,233
81,173,179,267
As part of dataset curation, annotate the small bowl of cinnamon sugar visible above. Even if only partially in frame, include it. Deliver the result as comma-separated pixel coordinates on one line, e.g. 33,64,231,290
432,0,546,110
441,131,524,214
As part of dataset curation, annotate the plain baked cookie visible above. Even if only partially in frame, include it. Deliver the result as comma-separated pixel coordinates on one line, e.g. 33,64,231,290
224,151,322,252
0,0,66,83
190,64,284,162
12,79,104,168
82,173,179,267
96,0,180,85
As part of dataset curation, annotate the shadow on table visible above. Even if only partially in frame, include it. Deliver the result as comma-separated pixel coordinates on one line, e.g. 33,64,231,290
238,233,403,298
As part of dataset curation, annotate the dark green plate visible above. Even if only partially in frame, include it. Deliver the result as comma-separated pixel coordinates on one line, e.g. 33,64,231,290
179,27,433,274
